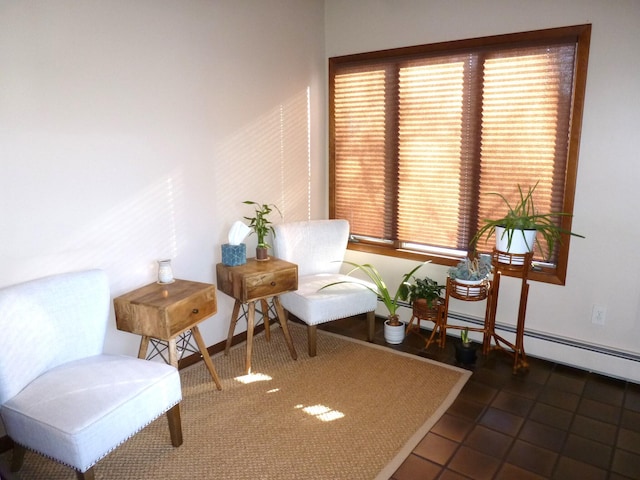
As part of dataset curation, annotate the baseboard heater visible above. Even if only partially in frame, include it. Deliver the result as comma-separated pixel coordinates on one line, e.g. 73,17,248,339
444,311,640,364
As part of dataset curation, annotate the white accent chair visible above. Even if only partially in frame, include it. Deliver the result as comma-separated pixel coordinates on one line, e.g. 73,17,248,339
0,270,183,480
273,220,378,356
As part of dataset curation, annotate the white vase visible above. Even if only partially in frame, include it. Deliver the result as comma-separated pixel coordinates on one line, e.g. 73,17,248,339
452,278,486,298
157,259,174,284
384,318,405,344
495,226,536,265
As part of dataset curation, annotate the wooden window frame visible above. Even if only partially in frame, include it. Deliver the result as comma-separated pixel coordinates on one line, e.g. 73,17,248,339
329,24,591,285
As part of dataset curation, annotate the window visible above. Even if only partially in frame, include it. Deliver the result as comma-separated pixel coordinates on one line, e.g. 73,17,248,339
329,25,590,285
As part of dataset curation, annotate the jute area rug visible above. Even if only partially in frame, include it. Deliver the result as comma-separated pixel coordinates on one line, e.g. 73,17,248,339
1,323,470,480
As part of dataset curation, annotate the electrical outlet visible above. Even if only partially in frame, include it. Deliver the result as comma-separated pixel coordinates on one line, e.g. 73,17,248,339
592,304,607,325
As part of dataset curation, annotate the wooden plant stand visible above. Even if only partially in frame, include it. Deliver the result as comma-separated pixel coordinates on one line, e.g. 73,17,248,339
441,277,493,354
405,298,445,349
485,249,533,374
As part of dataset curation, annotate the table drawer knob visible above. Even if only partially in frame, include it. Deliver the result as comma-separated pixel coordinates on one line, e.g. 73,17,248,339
192,308,199,314
270,281,276,286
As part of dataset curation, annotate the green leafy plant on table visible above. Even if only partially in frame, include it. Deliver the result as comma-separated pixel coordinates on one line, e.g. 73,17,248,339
243,200,282,249
398,275,444,309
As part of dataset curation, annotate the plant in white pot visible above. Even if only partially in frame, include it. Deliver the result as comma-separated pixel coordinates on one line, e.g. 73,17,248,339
448,254,492,298
243,201,282,260
471,182,584,265
321,261,429,345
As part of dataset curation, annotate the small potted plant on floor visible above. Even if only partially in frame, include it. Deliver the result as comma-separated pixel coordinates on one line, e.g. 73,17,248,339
243,200,282,260
471,182,584,264
321,261,430,344
455,327,477,365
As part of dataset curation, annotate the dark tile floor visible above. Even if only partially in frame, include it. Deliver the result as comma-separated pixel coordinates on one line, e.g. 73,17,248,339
317,316,640,480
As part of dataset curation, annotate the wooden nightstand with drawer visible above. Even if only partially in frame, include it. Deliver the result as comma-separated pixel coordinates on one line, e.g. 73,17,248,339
216,257,298,374
114,279,222,390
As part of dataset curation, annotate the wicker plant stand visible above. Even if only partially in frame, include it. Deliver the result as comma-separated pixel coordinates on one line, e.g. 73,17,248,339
441,276,493,354
486,249,533,373
405,297,446,349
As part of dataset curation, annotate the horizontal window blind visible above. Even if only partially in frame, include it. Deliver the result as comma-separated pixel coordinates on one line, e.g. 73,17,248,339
330,25,590,283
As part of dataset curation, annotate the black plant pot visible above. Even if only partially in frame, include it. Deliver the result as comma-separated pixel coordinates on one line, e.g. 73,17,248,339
455,341,477,365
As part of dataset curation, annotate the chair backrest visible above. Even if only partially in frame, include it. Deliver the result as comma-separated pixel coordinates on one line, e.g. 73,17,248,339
273,219,349,277
0,269,110,404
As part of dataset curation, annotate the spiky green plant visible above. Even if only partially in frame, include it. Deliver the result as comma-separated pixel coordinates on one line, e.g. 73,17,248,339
471,182,584,260
461,327,470,346
320,261,430,326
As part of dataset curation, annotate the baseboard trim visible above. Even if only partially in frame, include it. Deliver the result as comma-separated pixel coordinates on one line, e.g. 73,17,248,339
445,311,640,364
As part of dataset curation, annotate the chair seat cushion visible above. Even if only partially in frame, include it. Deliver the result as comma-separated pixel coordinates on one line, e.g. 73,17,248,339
1,354,182,472
279,273,378,326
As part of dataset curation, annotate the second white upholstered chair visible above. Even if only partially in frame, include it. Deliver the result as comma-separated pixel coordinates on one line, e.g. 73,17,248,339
273,219,378,356
0,270,183,480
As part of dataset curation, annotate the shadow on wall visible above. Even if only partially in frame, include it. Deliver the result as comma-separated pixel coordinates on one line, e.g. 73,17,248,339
7,170,184,294
213,86,312,229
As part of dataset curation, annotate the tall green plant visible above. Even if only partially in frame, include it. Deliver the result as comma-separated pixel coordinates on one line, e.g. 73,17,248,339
472,182,584,260
321,261,430,326
243,201,282,248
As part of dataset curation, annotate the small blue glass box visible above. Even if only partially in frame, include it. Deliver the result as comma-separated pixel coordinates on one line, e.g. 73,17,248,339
221,243,246,266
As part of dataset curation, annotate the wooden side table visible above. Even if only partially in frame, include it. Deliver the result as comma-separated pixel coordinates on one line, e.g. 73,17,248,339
216,257,298,374
114,279,223,390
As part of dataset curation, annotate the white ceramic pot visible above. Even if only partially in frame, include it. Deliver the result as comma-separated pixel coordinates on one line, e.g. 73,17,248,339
383,318,405,344
453,278,485,298
495,226,536,265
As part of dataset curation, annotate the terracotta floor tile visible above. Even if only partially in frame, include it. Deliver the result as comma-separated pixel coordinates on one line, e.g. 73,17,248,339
431,413,474,442
446,396,486,423
506,439,558,477
448,445,501,480
496,463,547,480
459,380,499,405
539,386,581,412
552,456,607,480
617,428,640,455
491,390,535,416
570,414,617,445
480,407,525,436
412,432,458,465
578,397,622,424
519,419,567,452
562,433,613,469
464,424,513,458
611,449,640,479
392,453,442,480
583,375,626,407
529,403,573,430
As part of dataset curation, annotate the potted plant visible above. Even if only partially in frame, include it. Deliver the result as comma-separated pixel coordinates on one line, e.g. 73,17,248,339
321,261,430,344
448,254,492,298
455,327,477,364
243,200,282,260
472,182,584,264
399,275,444,319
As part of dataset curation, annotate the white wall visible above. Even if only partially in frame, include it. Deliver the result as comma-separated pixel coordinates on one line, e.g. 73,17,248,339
2,0,639,386
326,0,640,382
0,0,326,356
